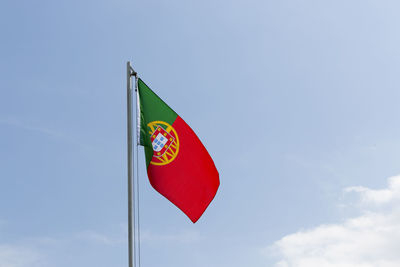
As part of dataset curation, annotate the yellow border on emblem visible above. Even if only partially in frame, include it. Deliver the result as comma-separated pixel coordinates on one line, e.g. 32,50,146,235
147,120,180,166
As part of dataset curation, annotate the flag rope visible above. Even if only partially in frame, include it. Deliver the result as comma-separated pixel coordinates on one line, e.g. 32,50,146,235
135,75,142,267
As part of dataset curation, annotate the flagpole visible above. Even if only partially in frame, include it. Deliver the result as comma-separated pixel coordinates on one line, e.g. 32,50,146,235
127,61,137,267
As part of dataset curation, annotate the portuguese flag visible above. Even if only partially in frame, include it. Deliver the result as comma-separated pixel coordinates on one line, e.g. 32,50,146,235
137,79,220,223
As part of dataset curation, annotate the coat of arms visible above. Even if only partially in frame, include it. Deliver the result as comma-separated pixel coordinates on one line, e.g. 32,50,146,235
148,121,179,166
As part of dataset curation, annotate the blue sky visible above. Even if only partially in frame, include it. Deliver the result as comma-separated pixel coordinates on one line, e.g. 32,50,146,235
2,0,400,266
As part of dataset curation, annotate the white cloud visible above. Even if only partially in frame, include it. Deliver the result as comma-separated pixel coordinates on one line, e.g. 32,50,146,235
141,230,202,244
0,226,125,267
267,175,400,267
345,176,400,205
0,117,88,149
0,117,63,138
73,230,125,246
0,245,43,267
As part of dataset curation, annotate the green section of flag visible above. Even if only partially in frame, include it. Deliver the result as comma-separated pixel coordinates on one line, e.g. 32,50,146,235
137,79,178,166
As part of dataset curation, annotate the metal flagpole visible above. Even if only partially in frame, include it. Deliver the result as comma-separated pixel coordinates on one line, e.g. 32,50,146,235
127,61,137,267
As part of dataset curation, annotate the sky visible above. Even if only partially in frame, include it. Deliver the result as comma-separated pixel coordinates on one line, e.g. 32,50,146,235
1,0,400,266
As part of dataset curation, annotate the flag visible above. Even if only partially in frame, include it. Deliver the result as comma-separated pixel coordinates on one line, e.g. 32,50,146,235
137,79,219,223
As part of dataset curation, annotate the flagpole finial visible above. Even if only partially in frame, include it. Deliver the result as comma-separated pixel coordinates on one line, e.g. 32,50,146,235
127,61,138,77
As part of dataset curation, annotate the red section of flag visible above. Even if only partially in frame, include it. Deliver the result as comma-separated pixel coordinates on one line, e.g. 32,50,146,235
147,116,219,223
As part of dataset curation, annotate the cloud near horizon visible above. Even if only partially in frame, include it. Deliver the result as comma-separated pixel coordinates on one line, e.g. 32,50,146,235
267,175,400,267
0,245,43,267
